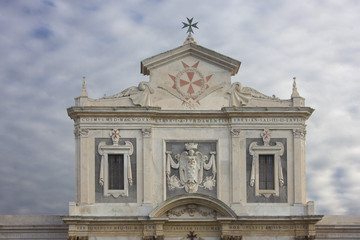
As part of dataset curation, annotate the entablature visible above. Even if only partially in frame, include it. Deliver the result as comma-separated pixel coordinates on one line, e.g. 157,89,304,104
67,106,314,122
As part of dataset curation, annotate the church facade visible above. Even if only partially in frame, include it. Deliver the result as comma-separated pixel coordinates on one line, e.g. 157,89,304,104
63,31,322,240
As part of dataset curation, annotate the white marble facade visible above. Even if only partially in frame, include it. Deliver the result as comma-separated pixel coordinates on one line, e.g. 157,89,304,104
64,35,320,239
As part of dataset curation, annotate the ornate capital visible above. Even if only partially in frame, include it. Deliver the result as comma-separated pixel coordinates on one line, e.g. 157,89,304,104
74,127,89,138
142,128,152,137
230,128,241,137
293,128,306,139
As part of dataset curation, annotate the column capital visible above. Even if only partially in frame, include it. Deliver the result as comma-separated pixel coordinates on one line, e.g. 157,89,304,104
230,128,241,137
293,127,306,139
74,127,89,138
142,128,152,137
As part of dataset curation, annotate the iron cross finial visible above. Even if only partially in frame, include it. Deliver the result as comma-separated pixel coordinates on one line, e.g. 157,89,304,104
182,17,199,34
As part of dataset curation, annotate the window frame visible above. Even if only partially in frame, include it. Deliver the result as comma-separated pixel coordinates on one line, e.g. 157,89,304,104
249,142,284,198
98,141,133,198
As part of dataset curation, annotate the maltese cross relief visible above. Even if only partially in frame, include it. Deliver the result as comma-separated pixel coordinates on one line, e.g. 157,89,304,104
160,60,222,109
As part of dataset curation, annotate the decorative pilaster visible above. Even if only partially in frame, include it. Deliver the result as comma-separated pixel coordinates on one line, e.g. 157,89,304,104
74,126,90,203
142,127,153,203
230,128,242,203
293,126,307,204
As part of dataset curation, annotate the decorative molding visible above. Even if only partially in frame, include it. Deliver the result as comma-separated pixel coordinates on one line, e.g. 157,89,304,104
143,236,164,240
260,128,271,146
110,129,121,145
68,236,88,240
293,128,306,139
221,235,242,240
166,143,216,193
142,128,152,137
295,236,315,240
230,128,241,137
78,117,302,124
166,204,216,218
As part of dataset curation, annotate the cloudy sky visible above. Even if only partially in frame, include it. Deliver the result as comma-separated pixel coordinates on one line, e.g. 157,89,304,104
0,0,359,216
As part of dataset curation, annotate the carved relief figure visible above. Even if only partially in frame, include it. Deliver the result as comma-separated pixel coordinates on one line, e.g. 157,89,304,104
166,143,216,193
227,82,251,107
227,82,278,107
103,81,154,107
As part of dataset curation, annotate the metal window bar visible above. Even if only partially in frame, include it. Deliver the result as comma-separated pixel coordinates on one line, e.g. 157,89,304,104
259,155,275,190
108,154,124,190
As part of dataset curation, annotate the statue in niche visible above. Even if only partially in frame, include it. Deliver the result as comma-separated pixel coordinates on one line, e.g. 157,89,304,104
166,143,216,193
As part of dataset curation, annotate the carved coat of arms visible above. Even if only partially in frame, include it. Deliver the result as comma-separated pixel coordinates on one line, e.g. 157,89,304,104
166,143,216,193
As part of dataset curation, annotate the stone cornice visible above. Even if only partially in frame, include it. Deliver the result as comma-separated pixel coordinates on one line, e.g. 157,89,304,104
62,215,323,224
141,43,241,76
67,106,314,121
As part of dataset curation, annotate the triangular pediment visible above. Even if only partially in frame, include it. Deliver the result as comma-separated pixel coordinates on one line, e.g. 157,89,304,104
141,43,241,76
77,41,300,110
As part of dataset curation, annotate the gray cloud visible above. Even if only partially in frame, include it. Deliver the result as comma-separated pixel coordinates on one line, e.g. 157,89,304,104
0,0,359,215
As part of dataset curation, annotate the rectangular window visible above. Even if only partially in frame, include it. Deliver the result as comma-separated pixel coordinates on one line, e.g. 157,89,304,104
259,155,274,190
108,154,124,190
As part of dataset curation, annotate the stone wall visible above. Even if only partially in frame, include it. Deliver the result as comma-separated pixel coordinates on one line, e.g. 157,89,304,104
1,215,360,239
316,215,360,239
0,215,67,240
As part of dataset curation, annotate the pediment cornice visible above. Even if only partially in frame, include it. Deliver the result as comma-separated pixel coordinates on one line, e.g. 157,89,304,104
141,43,241,76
